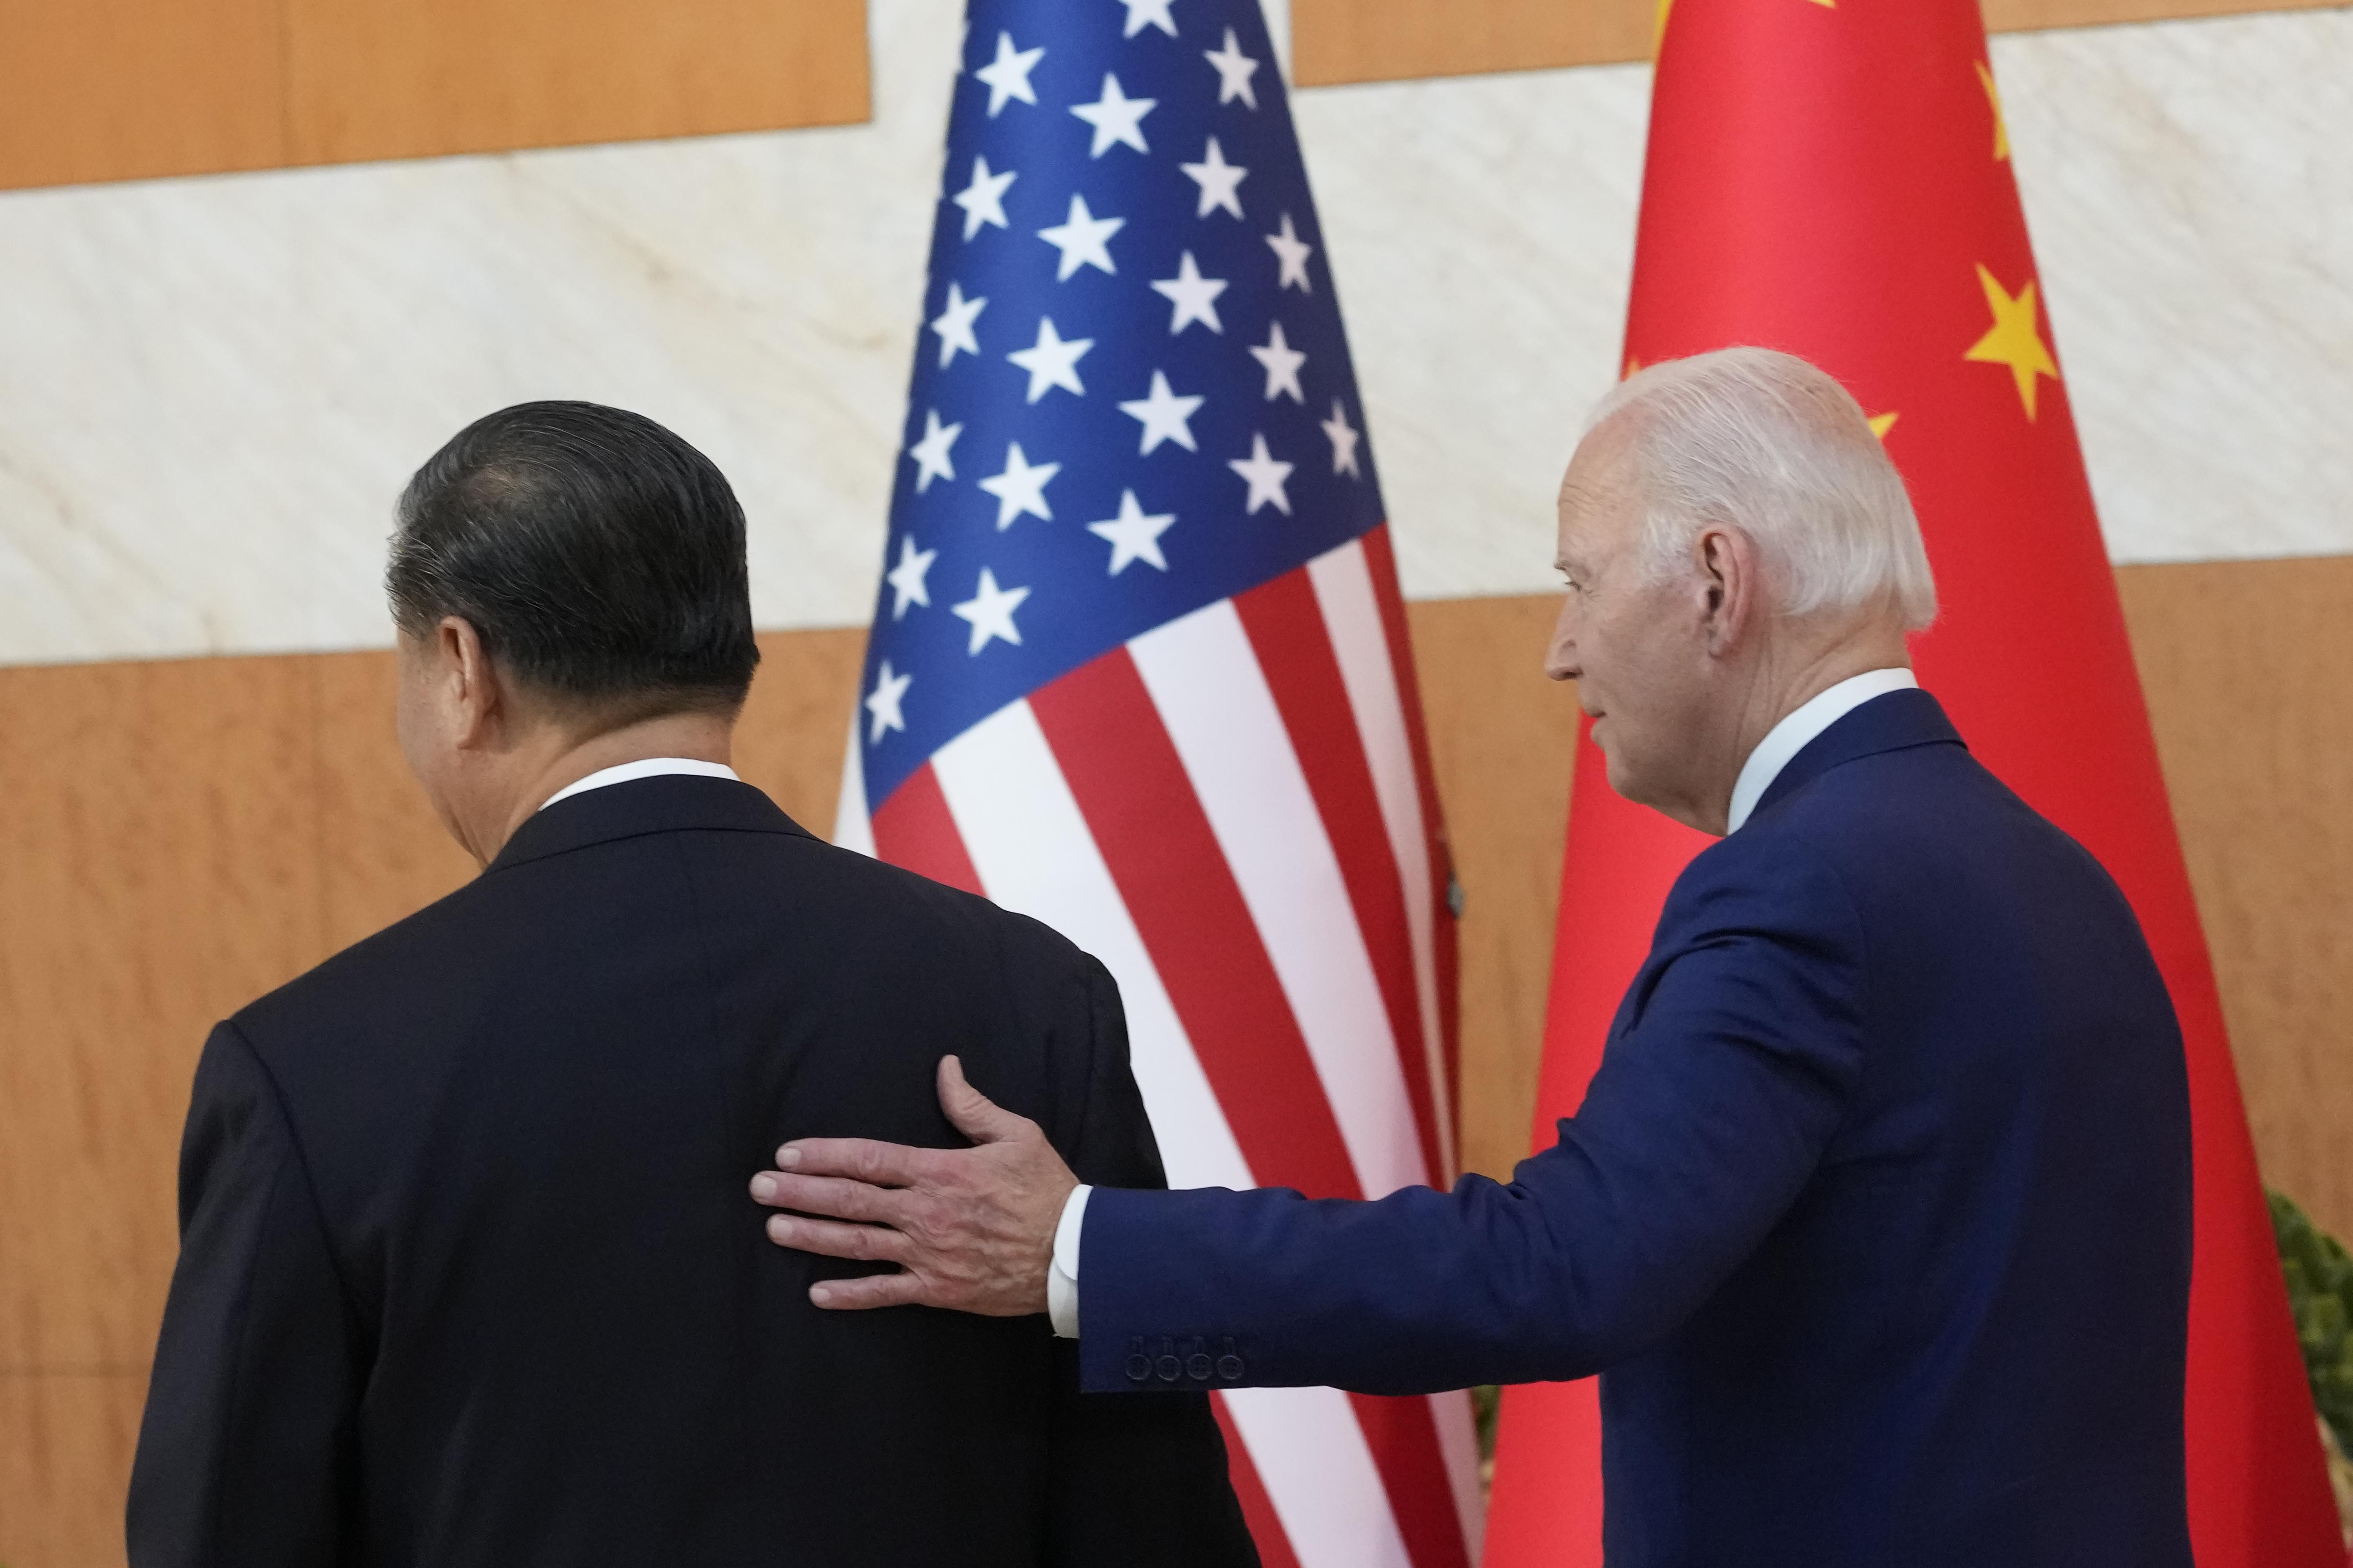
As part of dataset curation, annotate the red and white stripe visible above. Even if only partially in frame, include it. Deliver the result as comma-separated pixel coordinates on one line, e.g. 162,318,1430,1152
837,527,1483,1568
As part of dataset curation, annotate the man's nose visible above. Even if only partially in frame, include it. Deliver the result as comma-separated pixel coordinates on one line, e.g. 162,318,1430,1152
1544,615,1579,683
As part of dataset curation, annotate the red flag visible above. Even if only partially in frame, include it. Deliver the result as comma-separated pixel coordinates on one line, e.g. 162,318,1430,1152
1482,3,2341,1565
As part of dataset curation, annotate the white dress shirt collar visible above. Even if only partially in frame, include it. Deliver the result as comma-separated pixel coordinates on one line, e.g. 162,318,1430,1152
537,757,741,814
1724,669,1919,835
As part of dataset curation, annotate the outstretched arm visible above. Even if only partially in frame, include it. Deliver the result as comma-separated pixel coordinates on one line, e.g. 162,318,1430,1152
753,848,1867,1397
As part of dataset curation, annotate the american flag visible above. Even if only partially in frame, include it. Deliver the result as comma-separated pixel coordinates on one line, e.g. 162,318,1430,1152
833,2,1482,1562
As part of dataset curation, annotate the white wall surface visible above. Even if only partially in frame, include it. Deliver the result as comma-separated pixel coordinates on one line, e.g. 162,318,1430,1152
0,2,2346,665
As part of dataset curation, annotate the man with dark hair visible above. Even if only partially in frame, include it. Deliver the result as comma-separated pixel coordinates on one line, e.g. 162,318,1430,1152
127,402,1258,1567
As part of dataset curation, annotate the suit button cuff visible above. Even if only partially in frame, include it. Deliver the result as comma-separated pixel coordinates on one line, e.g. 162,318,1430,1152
1154,1336,1182,1382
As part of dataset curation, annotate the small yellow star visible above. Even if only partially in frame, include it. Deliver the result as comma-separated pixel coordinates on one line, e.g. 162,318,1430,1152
1655,0,1674,54
1975,61,2010,161
1964,264,2060,420
1867,411,1899,440
1624,355,1642,380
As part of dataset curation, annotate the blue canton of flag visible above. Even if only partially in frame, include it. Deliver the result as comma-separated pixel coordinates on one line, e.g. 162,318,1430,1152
856,0,1383,807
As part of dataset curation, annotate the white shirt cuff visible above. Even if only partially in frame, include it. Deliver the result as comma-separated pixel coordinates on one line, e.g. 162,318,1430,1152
1046,1184,1091,1339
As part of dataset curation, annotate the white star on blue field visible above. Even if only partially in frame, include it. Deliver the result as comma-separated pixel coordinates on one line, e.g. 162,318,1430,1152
858,0,1385,806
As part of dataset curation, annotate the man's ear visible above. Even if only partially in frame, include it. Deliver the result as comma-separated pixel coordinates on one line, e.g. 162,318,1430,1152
1697,526,1758,655
436,616,506,751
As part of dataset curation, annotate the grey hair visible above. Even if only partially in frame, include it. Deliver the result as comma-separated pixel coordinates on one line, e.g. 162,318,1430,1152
1583,347,1937,630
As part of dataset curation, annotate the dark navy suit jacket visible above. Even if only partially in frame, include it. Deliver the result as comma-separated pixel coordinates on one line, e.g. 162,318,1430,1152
130,777,1257,1568
1081,690,2194,1566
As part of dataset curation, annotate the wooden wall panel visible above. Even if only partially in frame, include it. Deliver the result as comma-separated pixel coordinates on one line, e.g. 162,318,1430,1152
283,0,869,169
1293,0,2353,86
0,0,2326,189
313,652,478,954
1979,0,2349,29
0,0,287,191
0,0,868,193
2118,556,2353,1241
732,628,868,836
0,657,324,1375
0,1371,149,1568
1293,0,1653,87
1404,597,1581,1183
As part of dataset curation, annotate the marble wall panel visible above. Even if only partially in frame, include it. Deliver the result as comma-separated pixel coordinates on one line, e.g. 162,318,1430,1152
0,4,2346,668
1293,64,1651,603
2002,12,2353,564
0,0,961,667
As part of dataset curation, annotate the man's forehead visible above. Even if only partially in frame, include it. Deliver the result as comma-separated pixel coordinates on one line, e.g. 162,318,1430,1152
1553,520,1595,567
1557,423,1638,558
1561,416,1637,495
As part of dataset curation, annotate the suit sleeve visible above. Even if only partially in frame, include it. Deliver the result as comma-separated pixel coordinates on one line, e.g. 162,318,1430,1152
1075,839,1871,1396
1044,956,1261,1568
127,1023,368,1567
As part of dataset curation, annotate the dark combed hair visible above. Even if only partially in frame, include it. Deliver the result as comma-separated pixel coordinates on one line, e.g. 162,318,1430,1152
387,401,760,717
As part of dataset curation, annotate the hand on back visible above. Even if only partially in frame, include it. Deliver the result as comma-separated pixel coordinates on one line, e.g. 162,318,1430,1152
749,1055,1075,1315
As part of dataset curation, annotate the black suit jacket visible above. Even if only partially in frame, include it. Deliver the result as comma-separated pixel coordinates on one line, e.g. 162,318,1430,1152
129,775,1258,1567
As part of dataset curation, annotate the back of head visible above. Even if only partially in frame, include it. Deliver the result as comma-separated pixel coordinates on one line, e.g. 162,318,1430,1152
1589,347,1938,630
387,401,760,721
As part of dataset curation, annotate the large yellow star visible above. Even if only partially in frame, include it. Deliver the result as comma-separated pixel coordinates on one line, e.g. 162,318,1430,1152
1867,411,1899,440
1964,265,2059,420
1975,61,2011,161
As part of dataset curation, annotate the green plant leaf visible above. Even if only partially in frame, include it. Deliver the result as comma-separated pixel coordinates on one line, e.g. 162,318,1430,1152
2271,1189,2353,1456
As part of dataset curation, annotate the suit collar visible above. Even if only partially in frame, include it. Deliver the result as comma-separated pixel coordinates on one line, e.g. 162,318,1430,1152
1749,687,1966,823
486,774,815,875
1726,668,1918,834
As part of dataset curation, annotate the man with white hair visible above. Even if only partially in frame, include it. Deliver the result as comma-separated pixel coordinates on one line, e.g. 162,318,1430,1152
749,348,2195,1566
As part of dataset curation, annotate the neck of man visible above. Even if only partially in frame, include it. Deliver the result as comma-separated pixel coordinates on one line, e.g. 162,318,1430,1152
462,707,737,867
1689,616,1913,837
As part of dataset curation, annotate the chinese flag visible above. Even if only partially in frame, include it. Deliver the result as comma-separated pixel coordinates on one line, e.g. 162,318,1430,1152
1481,3,2343,1566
